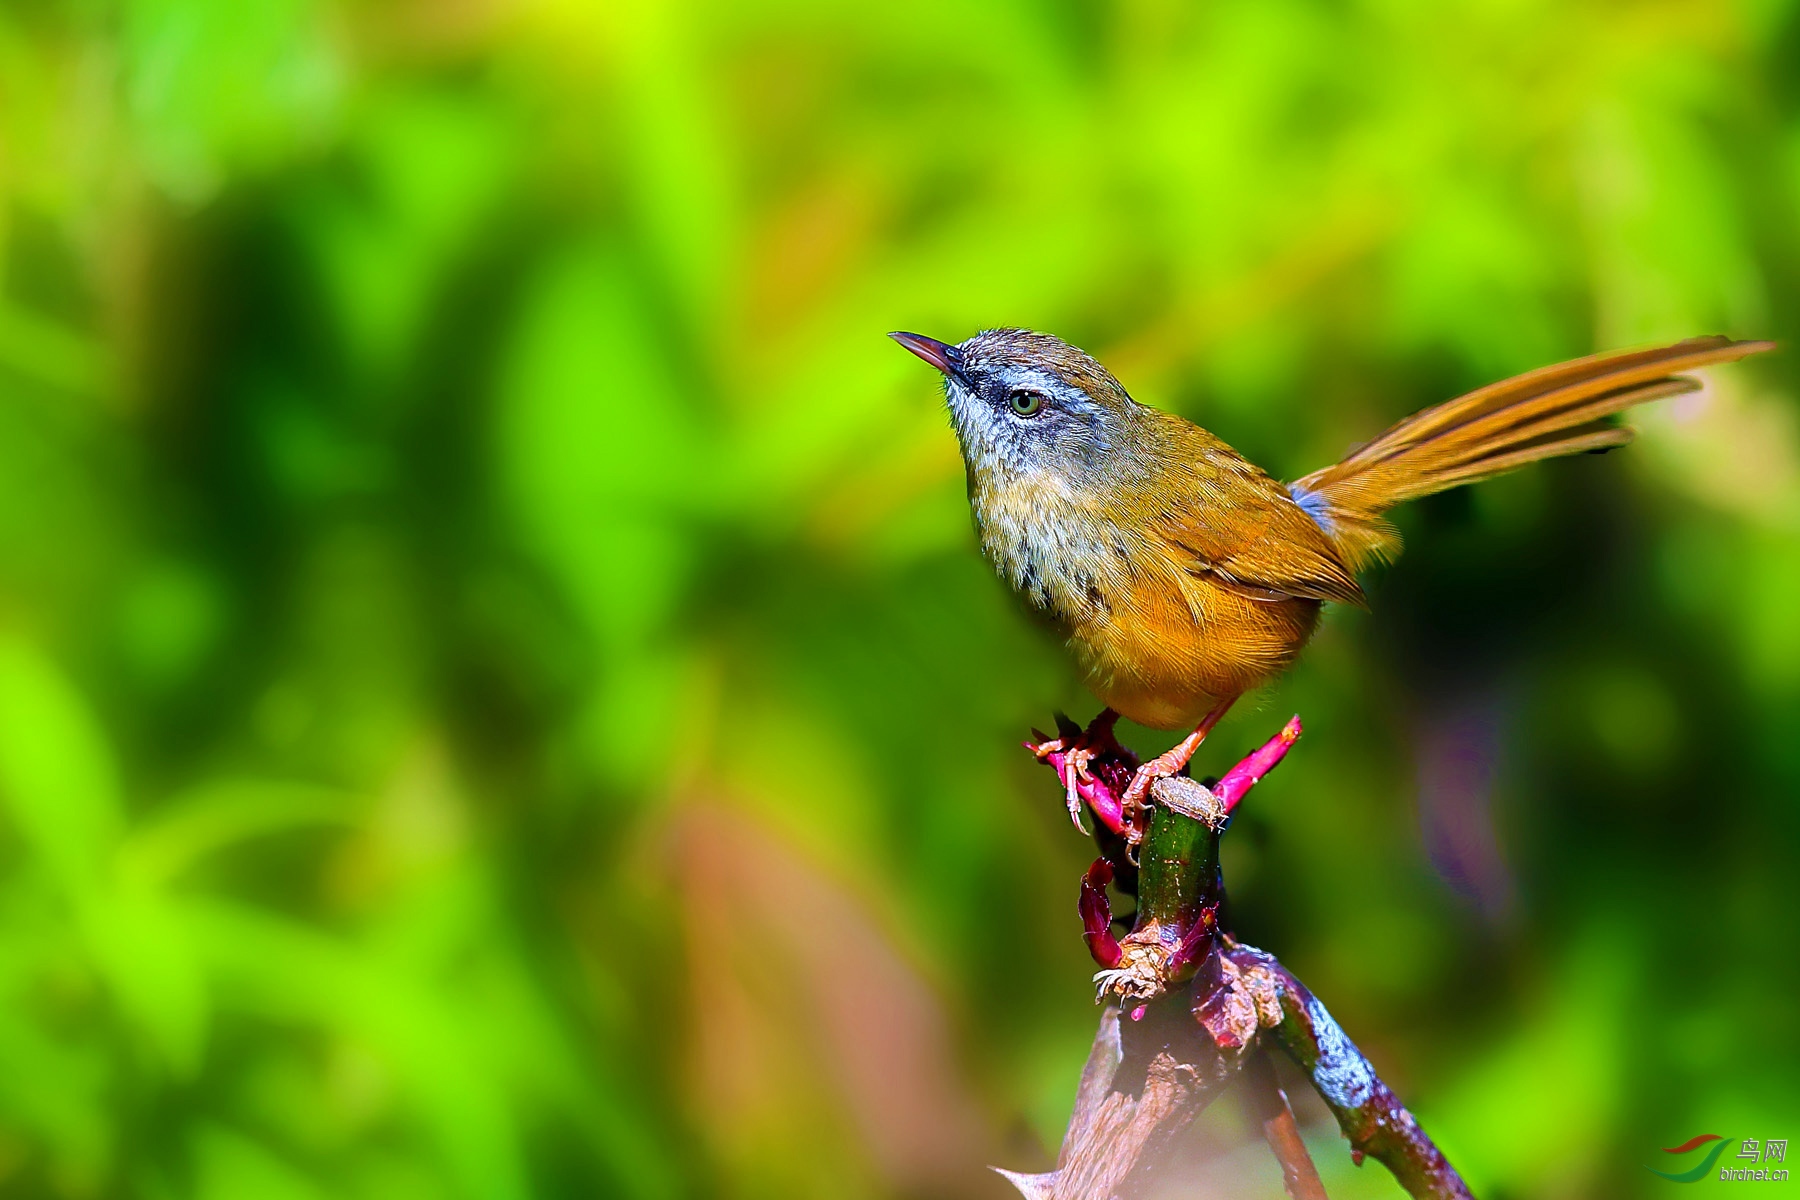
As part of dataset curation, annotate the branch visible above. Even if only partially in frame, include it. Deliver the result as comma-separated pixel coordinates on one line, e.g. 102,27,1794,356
1001,712,1475,1199
994,992,1256,1200
1228,942,1473,1199
1244,1049,1328,1200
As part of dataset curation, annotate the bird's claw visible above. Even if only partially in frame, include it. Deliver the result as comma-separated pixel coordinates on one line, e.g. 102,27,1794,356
1061,744,1100,831
1027,731,1100,828
1119,750,1185,832
1025,711,1133,836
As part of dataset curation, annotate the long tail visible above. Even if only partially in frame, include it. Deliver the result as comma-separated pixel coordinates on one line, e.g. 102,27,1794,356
1288,335,1774,570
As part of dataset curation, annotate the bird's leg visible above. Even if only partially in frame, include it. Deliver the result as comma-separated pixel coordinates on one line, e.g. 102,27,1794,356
1028,709,1127,830
1119,696,1240,835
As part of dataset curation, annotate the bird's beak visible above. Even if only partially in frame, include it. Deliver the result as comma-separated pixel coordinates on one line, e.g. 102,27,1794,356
889,331,967,385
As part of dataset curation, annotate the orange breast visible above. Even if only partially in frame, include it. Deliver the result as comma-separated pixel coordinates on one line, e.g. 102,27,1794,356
1069,562,1321,730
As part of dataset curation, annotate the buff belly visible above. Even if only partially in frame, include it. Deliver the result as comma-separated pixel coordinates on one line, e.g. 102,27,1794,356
1071,574,1321,730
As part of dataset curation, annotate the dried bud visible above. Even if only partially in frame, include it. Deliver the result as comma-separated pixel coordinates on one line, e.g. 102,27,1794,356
1079,859,1122,969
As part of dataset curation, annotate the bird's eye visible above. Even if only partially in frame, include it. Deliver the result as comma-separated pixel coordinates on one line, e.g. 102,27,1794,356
1008,389,1045,416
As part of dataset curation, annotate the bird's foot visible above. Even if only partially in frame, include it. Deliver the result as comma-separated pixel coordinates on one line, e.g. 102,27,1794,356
1118,748,1192,841
1115,698,1240,842
1046,739,1099,828
1026,710,1135,834
1120,750,1182,808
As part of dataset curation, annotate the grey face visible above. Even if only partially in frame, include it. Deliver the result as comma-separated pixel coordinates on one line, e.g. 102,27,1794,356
889,329,1126,487
889,328,1142,627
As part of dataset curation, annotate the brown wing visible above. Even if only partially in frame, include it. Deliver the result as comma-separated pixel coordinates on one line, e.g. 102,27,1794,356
1129,411,1366,608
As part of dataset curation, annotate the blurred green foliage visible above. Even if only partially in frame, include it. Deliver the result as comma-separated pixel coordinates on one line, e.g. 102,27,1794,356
1,1,1798,1198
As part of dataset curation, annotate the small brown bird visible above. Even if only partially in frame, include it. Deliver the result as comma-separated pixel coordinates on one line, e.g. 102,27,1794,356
891,328,1771,821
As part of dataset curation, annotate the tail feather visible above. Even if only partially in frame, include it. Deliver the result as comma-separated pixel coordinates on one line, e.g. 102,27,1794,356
1290,336,1774,570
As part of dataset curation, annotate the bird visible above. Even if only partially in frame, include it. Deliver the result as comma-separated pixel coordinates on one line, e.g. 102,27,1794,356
890,327,1772,831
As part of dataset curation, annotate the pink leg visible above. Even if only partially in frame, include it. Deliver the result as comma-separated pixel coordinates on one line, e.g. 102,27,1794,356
1119,695,1241,823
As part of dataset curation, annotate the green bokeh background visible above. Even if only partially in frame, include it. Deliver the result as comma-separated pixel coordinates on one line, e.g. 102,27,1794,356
1,2,1797,1197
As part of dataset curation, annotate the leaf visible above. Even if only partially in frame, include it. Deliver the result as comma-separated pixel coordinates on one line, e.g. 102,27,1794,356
0,638,123,895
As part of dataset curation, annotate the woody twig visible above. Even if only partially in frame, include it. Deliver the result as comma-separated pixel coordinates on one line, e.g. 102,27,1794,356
1245,1049,1328,1200
1007,716,1472,1200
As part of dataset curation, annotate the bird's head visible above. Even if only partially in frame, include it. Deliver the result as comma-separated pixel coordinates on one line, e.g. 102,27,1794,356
889,328,1137,487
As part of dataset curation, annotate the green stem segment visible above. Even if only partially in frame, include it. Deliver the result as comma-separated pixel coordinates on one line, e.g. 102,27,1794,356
1132,799,1219,931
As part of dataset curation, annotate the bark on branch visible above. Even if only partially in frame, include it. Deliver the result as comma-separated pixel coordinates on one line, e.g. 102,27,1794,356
1004,715,1472,1200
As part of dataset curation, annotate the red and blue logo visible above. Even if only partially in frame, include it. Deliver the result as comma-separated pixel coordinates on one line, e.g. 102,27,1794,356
1648,1134,1733,1183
